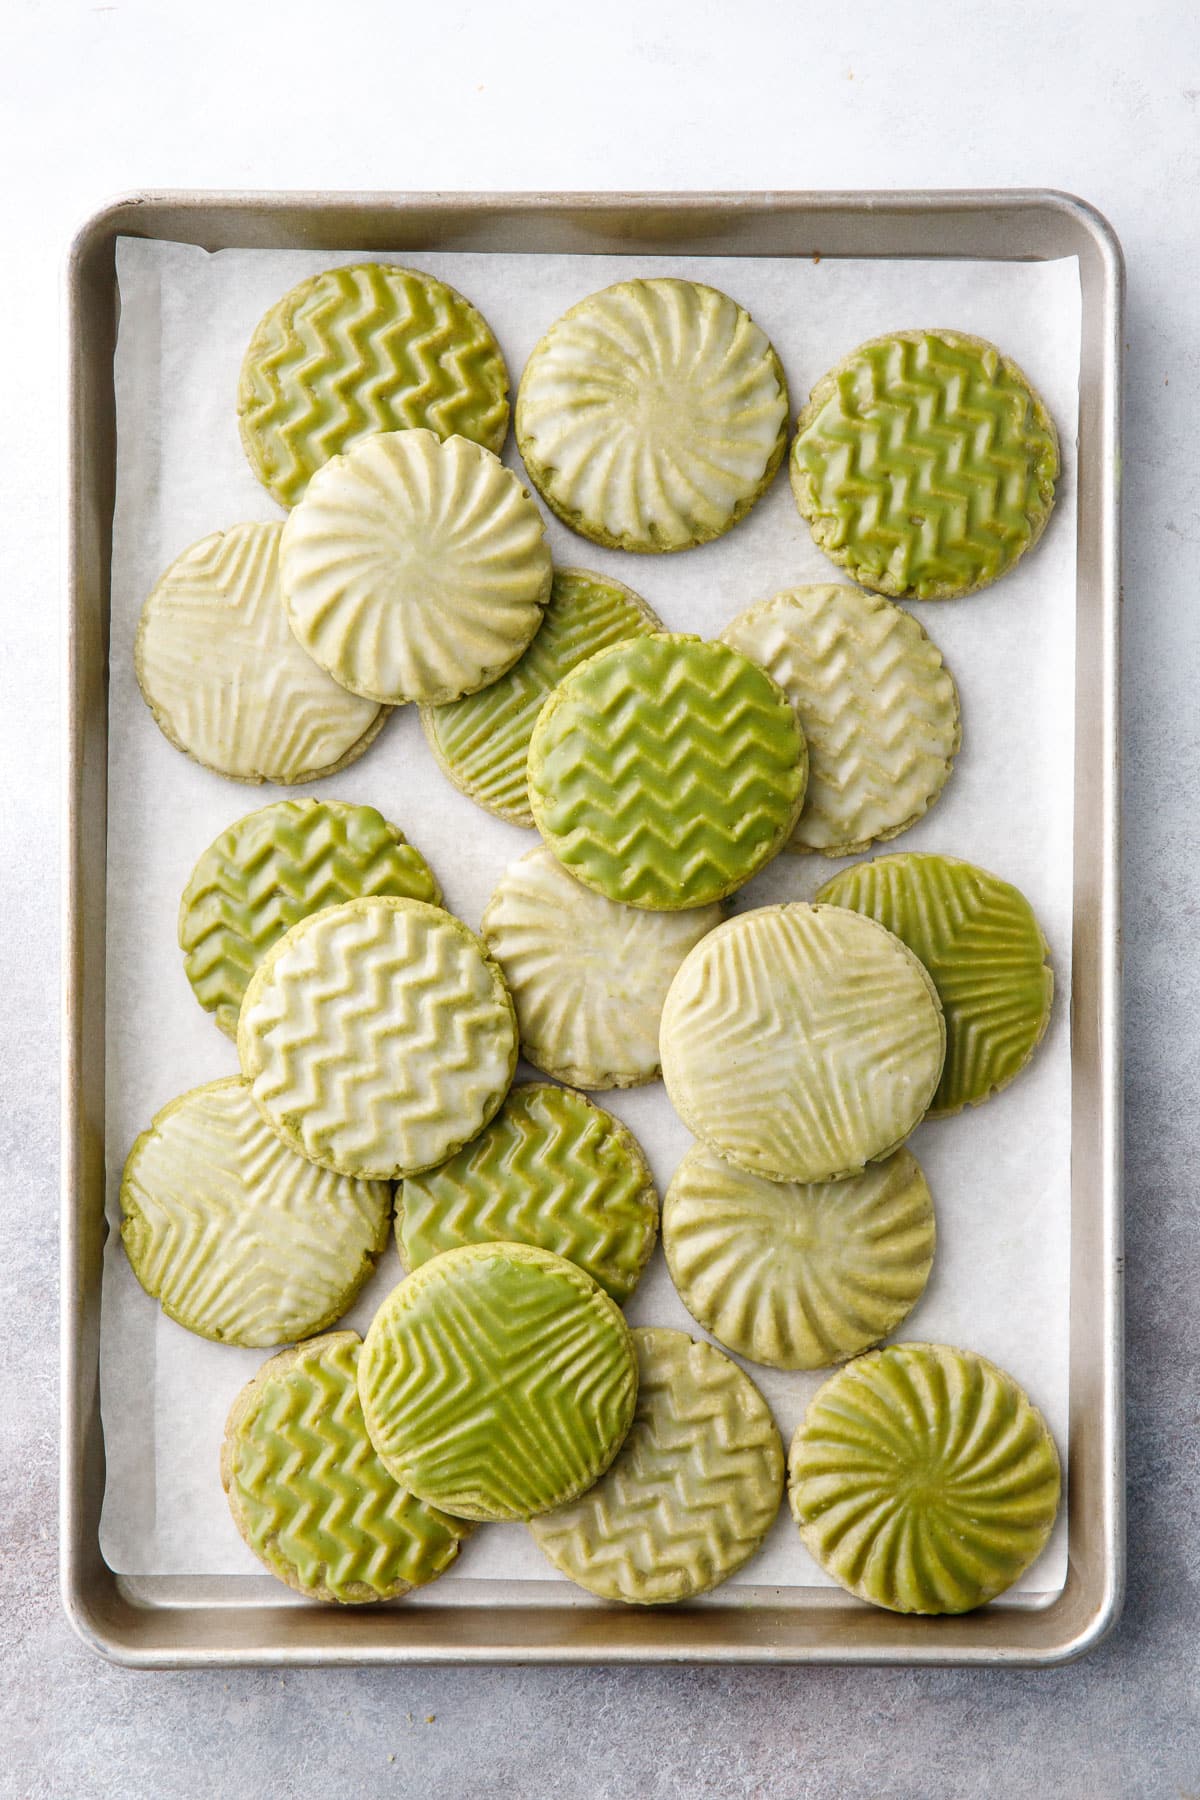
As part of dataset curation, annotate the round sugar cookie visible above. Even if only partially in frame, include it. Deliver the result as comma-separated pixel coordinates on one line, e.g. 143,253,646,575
516,277,789,553
135,522,384,784
279,429,553,706
528,634,807,910
660,903,945,1183
357,1242,638,1521
237,896,517,1180
662,1143,935,1370
480,846,723,1088
398,1082,658,1304
179,799,441,1038
421,567,661,827
238,261,510,508
790,329,1060,600
120,1078,391,1347
721,586,961,855
787,1342,1062,1614
529,1327,783,1604
221,1332,471,1603
816,852,1053,1117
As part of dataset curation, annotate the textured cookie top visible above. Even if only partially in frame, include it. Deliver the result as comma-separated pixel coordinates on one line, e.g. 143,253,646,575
816,852,1053,1117
221,1332,470,1603
790,329,1059,600
529,1327,783,1604
721,585,960,855
788,1342,1061,1614
528,634,807,910
238,262,510,508
357,1242,638,1521
135,522,383,784
237,896,517,1180
660,902,945,1183
280,429,552,705
516,278,789,552
179,799,441,1038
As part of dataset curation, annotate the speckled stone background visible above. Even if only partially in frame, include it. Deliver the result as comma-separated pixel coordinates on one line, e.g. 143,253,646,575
3,5,1198,1797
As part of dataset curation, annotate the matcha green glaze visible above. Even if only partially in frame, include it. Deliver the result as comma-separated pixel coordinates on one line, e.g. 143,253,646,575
528,634,807,910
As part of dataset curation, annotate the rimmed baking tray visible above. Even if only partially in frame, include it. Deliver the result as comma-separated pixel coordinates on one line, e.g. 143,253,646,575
62,189,1123,1667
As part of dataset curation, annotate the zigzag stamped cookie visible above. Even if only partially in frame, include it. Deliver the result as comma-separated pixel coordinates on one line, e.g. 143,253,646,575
529,1327,784,1604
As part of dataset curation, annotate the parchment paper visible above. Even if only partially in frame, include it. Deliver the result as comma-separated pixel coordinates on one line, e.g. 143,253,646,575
100,236,1080,1602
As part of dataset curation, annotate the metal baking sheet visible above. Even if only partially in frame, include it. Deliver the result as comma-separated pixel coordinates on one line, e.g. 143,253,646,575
62,189,1123,1667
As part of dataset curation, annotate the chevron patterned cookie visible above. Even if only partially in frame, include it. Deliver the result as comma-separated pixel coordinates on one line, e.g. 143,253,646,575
421,568,661,827
120,1078,391,1347
516,278,789,552
238,262,510,508
529,1327,783,1603
528,634,807,910
398,1082,658,1303
222,1331,471,1603
237,896,518,1179
816,852,1053,1117
663,1143,935,1369
480,846,723,1088
357,1242,638,1521
179,799,441,1038
135,522,385,783
788,1342,1062,1613
280,429,553,705
721,586,960,855
790,329,1060,600
660,903,945,1183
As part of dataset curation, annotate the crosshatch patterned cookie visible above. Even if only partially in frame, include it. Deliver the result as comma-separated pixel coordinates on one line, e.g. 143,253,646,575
529,1327,784,1604
221,1331,471,1603
238,262,510,508
788,1342,1062,1614
790,329,1060,600
662,1143,936,1370
357,1242,638,1522
237,896,517,1180
135,522,385,783
516,278,789,552
528,634,807,910
816,852,1053,1117
120,1078,391,1347
421,568,662,827
721,585,961,855
659,903,945,1183
280,429,552,706
179,799,441,1038
480,846,724,1088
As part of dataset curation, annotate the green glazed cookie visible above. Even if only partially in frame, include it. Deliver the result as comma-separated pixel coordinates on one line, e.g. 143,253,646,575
121,1078,391,1347
421,568,662,827
516,278,789,553
790,329,1060,600
179,799,441,1039
357,1242,638,1521
238,262,510,509
237,896,517,1180
480,846,724,1088
663,1143,935,1370
528,634,807,910
816,852,1053,1117
721,586,961,855
280,429,552,706
221,1331,470,1603
788,1342,1062,1613
398,1082,658,1304
135,522,385,784
529,1327,783,1604
660,903,945,1183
